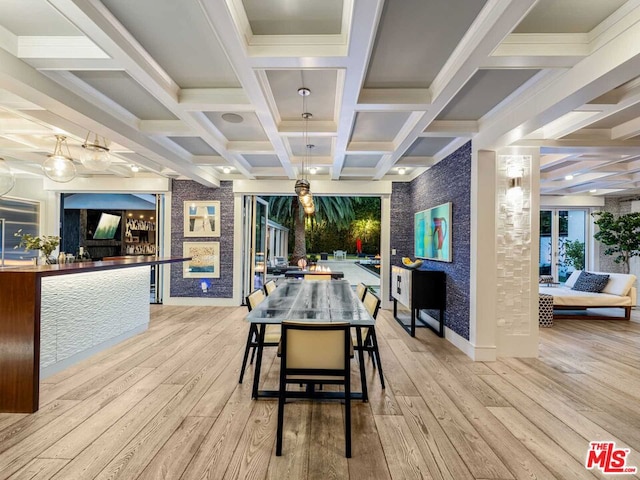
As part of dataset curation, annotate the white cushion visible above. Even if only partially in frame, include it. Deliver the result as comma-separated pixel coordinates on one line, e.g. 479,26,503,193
540,286,632,306
564,270,582,288
596,271,636,296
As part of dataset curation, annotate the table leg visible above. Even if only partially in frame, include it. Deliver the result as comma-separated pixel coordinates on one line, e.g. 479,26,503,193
251,324,266,399
411,308,416,337
355,327,368,402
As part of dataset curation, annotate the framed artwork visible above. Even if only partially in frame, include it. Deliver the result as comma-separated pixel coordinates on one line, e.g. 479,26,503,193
183,242,220,278
414,202,452,262
184,201,220,237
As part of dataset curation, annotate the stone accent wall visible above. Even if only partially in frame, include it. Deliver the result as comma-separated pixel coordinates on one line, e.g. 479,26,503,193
390,142,471,339
170,180,234,298
496,155,533,335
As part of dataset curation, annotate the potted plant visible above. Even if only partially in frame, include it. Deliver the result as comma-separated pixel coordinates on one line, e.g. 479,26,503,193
592,211,640,274
14,229,60,264
562,239,585,271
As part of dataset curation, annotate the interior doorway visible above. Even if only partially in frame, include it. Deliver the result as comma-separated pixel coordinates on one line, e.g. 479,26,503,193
539,209,588,282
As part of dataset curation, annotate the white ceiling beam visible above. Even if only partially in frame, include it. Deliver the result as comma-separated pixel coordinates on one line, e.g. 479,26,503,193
475,16,640,150
330,0,385,179
196,0,299,179
278,121,337,137
374,0,539,179
0,53,217,184
346,142,394,155
356,89,431,112
26,58,121,70
481,55,581,69
523,139,640,150
17,35,108,59
138,120,192,136
611,117,640,140
492,33,589,57
421,120,478,137
396,156,437,167
178,88,253,112
227,141,274,154
47,0,253,180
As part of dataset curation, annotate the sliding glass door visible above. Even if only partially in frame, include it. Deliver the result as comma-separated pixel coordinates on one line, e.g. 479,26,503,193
539,209,587,282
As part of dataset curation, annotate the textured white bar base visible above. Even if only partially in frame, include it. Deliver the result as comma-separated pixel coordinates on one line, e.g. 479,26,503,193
40,266,150,378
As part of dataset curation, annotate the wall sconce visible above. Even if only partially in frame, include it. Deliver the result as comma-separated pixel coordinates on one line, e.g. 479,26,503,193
508,176,522,190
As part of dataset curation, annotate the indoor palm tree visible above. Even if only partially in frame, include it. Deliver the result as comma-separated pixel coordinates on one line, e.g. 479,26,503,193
267,196,360,264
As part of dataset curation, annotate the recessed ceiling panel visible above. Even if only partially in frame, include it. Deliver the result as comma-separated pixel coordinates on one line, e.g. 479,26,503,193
266,70,337,121
101,0,240,88
404,137,454,157
514,0,626,33
244,155,282,167
588,103,640,129
0,0,80,35
168,137,219,156
351,112,410,142
289,137,332,156
344,155,382,168
204,112,268,141
365,0,487,88
73,71,177,120
243,0,343,35
437,69,539,121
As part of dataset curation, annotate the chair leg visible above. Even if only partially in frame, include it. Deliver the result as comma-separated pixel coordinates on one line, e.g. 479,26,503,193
370,328,385,389
239,325,256,384
276,383,286,456
250,345,257,364
345,375,351,458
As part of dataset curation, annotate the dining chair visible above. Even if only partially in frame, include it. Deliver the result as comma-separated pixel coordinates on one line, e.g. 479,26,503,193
276,321,353,457
353,290,385,388
304,274,332,280
264,279,277,296
239,289,281,384
355,282,367,301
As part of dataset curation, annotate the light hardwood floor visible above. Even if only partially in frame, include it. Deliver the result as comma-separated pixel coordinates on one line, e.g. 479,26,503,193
1,305,639,480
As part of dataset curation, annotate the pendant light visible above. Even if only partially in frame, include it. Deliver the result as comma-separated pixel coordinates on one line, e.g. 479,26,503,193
42,135,77,183
0,158,15,196
81,131,111,171
295,86,315,216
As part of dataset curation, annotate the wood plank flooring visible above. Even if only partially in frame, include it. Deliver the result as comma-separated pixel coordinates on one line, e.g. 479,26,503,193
1,305,639,479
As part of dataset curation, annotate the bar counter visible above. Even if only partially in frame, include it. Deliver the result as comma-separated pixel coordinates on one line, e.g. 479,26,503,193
0,256,188,413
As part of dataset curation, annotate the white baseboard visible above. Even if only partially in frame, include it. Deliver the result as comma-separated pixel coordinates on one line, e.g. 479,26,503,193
445,327,497,361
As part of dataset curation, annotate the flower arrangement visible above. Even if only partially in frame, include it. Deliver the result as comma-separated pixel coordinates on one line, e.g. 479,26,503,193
14,229,60,264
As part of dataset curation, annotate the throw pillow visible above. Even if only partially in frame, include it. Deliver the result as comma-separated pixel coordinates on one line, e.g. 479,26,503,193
572,271,610,293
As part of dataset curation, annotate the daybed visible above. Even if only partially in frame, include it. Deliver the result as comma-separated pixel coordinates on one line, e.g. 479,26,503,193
540,270,636,320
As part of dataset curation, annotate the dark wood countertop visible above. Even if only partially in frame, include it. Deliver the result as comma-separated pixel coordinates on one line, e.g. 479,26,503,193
0,256,190,277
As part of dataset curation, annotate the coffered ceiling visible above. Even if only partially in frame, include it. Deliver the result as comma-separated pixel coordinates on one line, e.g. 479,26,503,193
1,0,640,196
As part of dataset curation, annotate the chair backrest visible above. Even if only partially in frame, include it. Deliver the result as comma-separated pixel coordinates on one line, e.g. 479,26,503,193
264,280,277,295
362,290,381,319
355,283,367,301
246,289,266,312
281,321,350,372
304,274,332,281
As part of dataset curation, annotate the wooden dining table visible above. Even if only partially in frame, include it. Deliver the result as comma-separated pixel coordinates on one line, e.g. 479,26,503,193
245,279,375,401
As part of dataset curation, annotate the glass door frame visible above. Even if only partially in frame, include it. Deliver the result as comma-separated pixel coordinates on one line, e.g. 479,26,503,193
540,208,589,282
242,195,269,302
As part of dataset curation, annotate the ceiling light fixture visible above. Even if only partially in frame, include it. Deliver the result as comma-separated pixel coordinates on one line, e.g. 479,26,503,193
81,131,111,171
398,167,406,175
42,135,77,183
221,113,244,124
295,86,315,216
130,164,140,173
589,189,597,193
564,174,574,181
223,167,231,174
309,167,318,175
0,158,15,197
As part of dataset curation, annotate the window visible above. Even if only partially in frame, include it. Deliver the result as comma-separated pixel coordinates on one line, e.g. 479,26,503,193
0,197,40,264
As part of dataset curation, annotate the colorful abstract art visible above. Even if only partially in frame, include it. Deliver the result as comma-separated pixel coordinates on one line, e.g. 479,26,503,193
414,202,452,262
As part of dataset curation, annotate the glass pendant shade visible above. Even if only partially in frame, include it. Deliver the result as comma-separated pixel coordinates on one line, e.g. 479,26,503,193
0,158,15,196
81,133,111,171
294,179,310,196
43,135,76,183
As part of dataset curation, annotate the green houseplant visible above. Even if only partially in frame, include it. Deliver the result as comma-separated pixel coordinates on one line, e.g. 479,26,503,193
562,239,585,271
592,211,640,274
14,229,60,264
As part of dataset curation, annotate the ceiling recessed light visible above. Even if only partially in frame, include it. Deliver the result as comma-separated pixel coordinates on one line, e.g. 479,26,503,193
223,167,231,174
221,113,244,124
130,165,139,173
589,189,597,193
564,174,574,181
309,167,317,175
398,168,406,175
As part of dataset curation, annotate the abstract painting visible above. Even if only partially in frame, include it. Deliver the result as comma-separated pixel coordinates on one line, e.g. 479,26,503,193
183,241,220,278
414,202,452,262
184,201,220,237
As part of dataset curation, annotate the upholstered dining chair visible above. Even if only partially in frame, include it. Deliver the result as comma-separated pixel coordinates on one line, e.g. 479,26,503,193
355,282,367,301
264,279,277,296
239,289,281,384
353,290,385,388
276,321,353,458
304,274,332,281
